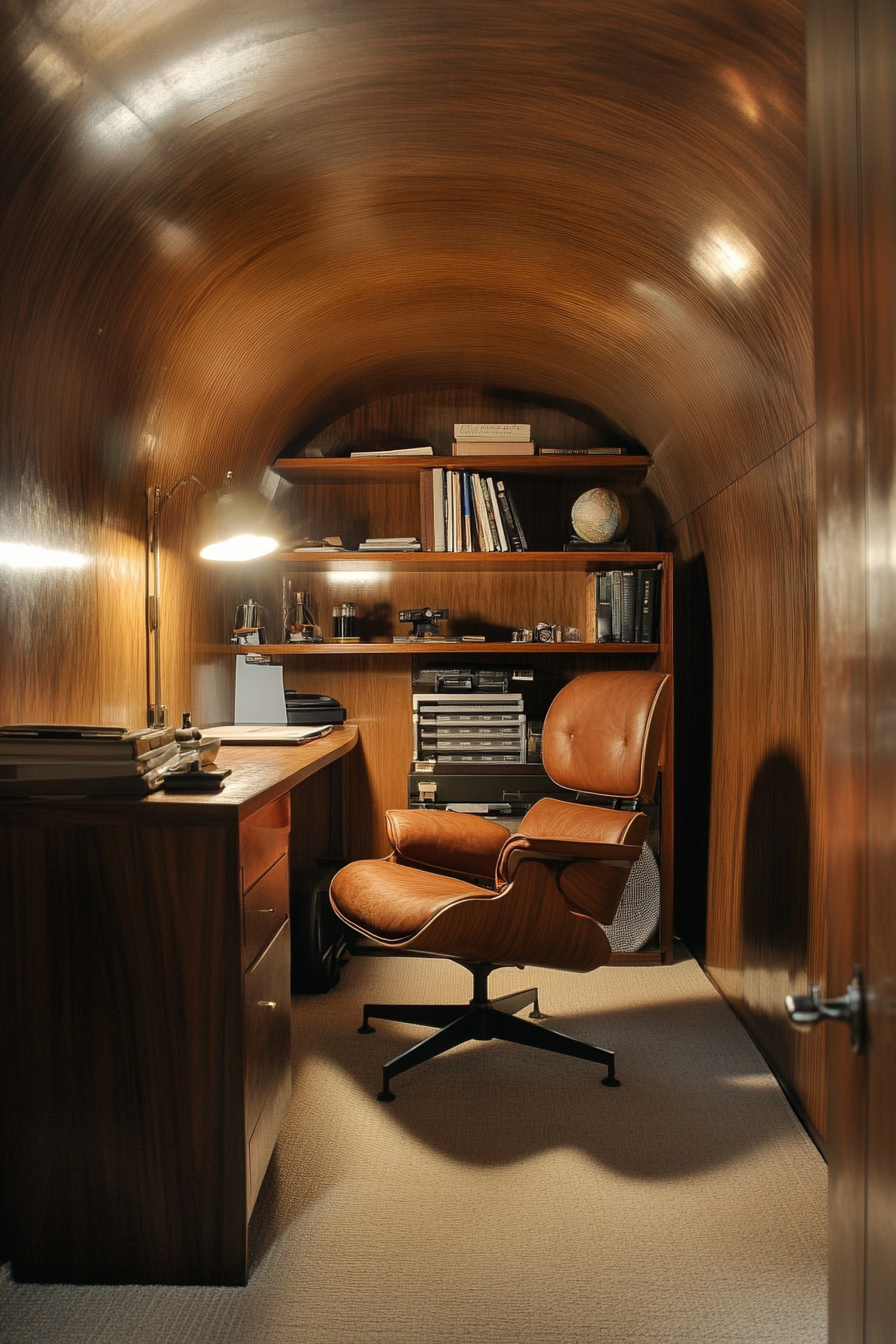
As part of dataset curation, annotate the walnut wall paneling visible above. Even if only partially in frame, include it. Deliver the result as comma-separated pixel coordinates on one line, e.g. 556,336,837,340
665,429,825,1137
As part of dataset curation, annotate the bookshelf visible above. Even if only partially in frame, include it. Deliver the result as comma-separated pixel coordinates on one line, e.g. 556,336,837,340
225,455,674,963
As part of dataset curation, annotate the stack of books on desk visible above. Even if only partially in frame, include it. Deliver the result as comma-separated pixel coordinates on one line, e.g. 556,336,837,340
0,724,179,797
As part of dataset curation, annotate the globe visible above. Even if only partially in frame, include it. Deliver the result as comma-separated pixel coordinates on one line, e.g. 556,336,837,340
570,488,629,544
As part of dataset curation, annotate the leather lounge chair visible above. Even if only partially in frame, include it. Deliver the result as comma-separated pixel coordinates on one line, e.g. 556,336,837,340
329,669,672,1100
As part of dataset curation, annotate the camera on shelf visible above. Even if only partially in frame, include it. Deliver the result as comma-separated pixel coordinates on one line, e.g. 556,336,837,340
399,607,449,639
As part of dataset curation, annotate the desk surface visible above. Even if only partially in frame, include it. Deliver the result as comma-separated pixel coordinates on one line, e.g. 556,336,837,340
0,723,358,826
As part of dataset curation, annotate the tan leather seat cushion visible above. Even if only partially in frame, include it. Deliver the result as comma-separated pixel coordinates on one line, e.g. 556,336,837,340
386,808,507,881
331,859,493,941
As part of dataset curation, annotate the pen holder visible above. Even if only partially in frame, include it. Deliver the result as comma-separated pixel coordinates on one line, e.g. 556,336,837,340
331,603,360,643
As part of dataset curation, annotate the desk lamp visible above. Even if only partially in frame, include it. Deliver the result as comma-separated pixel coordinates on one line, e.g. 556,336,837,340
147,472,280,728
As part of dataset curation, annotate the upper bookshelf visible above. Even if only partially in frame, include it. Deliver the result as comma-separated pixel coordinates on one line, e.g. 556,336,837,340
272,454,651,486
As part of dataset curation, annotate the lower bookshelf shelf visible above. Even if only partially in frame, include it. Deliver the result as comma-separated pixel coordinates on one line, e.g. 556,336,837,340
206,642,660,656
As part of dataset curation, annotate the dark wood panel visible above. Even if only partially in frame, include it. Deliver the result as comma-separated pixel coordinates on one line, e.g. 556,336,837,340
668,430,826,1137
806,0,868,1335
0,820,247,1284
856,0,896,1336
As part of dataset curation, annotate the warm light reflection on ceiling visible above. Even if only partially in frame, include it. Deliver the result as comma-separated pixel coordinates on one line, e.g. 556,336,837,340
0,543,90,569
22,41,81,98
691,228,762,288
717,67,763,126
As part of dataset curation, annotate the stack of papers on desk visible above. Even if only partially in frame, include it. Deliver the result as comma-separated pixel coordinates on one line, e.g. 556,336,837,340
0,725,179,796
213,724,334,745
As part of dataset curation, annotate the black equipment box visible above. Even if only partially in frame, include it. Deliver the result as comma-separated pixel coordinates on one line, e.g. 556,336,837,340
290,859,348,993
408,762,576,811
285,692,347,726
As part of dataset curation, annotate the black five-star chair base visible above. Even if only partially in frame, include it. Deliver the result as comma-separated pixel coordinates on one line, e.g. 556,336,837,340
357,961,621,1101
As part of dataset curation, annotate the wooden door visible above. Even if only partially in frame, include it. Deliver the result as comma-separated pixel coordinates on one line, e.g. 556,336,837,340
808,0,896,1339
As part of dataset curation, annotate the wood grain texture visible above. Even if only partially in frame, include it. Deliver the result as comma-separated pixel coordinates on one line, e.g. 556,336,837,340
1,0,811,734
0,742,348,1284
667,430,825,1138
853,0,896,1335
806,0,868,1333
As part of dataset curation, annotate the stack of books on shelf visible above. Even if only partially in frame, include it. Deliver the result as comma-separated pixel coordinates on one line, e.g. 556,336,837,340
358,536,422,552
0,724,179,797
592,567,662,644
451,424,535,456
420,468,528,552
538,446,625,456
349,445,433,458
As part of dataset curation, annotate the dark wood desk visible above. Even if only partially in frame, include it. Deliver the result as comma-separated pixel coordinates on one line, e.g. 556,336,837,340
0,727,358,1286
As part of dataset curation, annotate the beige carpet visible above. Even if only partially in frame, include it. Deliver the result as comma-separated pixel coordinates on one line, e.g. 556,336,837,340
0,950,826,1344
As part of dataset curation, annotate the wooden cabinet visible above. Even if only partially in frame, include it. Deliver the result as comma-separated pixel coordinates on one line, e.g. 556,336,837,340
0,734,357,1286
212,457,674,963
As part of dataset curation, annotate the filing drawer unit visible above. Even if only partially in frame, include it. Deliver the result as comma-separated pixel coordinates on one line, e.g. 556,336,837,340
0,732,358,1287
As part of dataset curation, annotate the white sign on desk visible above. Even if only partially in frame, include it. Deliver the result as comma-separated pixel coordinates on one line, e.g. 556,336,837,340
234,656,287,724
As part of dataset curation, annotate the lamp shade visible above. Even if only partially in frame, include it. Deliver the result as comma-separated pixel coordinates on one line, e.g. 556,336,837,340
195,482,280,561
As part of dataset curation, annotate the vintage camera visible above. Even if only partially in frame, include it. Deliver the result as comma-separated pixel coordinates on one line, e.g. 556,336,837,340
399,607,449,639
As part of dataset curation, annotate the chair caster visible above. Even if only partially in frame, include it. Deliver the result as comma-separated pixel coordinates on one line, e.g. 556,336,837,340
377,1088,396,1102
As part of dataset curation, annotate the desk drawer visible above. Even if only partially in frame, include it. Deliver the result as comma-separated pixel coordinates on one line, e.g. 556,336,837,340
240,795,290,893
243,854,289,969
244,920,291,1139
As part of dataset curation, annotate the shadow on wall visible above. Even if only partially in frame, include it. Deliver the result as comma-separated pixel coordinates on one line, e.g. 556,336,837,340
741,749,810,1069
673,551,713,960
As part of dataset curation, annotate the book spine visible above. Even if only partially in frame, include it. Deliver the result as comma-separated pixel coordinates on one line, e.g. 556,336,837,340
610,570,622,641
641,567,661,643
454,423,530,440
621,571,636,642
479,476,502,551
537,446,624,456
420,469,434,552
469,472,489,551
597,573,613,642
504,486,528,551
495,480,522,551
453,472,462,551
486,477,509,550
634,568,647,643
432,468,446,552
467,473,480,551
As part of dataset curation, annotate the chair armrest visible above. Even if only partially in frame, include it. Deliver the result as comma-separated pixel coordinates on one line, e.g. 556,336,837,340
496,798,649,886
386,808,509,883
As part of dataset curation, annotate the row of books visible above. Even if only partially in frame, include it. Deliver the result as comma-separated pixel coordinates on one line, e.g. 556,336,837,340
594,567,662,644
0,724,179,796
420,468,528,553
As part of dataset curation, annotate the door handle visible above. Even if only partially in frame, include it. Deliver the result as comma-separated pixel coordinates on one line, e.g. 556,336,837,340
785,966,865,1054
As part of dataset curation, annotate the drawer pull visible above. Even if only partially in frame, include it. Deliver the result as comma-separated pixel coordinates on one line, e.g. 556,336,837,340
257,1000,278,1010
254,907,276,914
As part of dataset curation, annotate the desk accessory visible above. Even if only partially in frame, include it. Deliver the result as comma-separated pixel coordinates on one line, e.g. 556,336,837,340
330,602,359,642
399,607,449,639
162,761,232,792
285,693,347,726
282,582,323,642
570,487,629,545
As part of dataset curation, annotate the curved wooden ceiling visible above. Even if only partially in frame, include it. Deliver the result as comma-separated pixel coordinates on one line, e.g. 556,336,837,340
2,0,811,523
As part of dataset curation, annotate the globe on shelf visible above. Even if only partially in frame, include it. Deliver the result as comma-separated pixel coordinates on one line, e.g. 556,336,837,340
570,488,630,544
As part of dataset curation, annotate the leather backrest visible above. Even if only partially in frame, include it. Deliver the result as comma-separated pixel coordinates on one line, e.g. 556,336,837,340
540,670,671,800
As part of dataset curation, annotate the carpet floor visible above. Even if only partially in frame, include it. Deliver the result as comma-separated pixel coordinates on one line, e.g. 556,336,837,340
0,949,826,1344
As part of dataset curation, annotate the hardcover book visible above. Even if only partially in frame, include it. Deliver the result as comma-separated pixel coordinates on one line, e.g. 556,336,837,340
453,424,531,441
